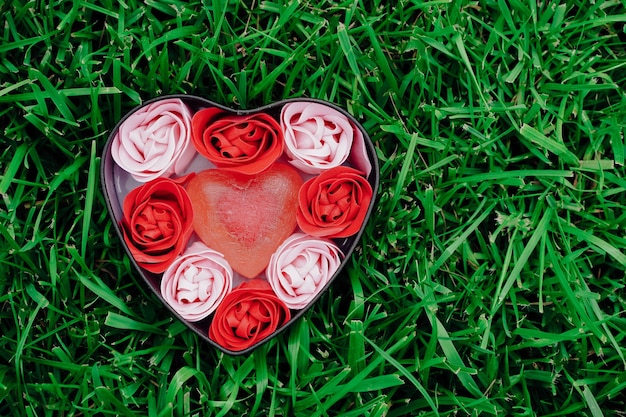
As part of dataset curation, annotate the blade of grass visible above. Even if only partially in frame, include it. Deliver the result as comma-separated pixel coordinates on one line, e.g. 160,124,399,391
429,199,494,274
0,143,29,194
339,334,440,416
427,314,483,399
560,223,626,267
337,22,368,94
81,140,97,257
104,312,166,335
494,208,552,309
77,273,135,317
582,385,604,417
390,130,418,221
520,124,579,166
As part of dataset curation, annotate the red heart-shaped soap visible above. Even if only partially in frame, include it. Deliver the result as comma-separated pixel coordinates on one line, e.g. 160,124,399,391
186,163,303,278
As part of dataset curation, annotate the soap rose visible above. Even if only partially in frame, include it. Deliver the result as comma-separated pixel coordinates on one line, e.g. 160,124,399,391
297,166,373,238
191,108,283,175
209,280,291,351
267,233,343,309
161,242,232,322
281,101,372,175
111,98,195,182
121,177,194,273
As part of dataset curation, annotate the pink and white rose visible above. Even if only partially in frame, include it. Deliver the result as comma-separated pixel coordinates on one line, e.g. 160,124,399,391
111,98,195,182
161,241,232,322
280,102,372,175
266,233,343,309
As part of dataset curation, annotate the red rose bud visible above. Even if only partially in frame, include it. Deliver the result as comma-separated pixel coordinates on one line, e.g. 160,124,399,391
121,177,194,273
209,280,291,351
191,108,283,175
297,166,373,238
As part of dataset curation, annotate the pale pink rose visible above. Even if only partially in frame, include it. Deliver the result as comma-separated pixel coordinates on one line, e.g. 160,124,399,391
161,242,232,322
267,233,343,309
112,98,195,182
280,102,372,175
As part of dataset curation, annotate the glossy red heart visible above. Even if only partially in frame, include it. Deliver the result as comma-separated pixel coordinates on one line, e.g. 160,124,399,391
186,163,303,279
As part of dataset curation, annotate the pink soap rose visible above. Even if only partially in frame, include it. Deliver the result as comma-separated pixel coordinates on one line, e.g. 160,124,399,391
111,98,195,182
161,242,232,322
280,102,372,175
267,233,343,309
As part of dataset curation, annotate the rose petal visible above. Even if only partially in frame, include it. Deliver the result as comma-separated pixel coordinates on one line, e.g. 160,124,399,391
347,124,372,176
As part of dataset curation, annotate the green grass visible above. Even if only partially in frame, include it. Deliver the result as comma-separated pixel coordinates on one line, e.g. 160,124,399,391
2,0,626,415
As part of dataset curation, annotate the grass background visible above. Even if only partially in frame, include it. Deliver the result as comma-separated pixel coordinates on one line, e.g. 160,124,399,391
1,0,626,415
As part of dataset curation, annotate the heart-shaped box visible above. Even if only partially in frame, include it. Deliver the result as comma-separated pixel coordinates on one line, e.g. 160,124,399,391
101,94,379,355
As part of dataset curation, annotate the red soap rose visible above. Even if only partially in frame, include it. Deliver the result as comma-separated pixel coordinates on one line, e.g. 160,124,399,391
121,176,194,273
297,166,373,238
191,108,283,175
209,280,291,351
